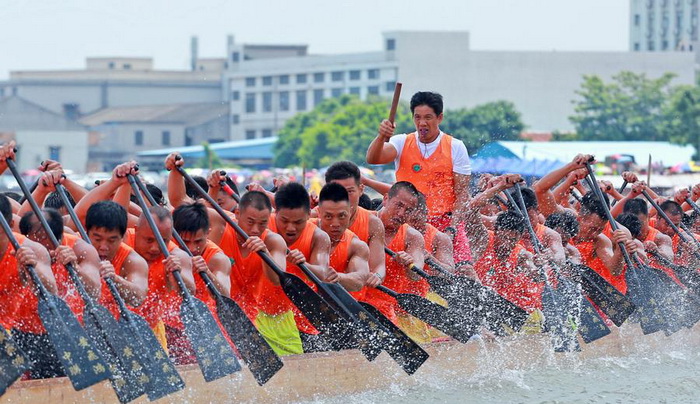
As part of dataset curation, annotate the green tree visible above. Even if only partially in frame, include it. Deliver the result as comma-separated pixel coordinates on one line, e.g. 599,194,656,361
195,141,222,170
570,71,677,141
443,101,525,155
663,85,700,159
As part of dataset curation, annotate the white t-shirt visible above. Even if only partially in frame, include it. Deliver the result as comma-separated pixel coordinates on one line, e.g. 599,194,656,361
388,131,472,175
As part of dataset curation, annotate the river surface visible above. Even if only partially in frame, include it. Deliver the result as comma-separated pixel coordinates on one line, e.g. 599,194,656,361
296,328,700,404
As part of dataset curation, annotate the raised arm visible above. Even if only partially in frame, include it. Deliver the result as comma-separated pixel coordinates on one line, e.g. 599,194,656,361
366,120,398,165
164,153,192,209
360,176,391,196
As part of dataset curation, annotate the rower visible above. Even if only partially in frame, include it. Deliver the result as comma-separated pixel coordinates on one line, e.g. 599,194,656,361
651,200,700,266
324,161,385,294
85,201,148,318
407,192,456,273
0,194,61,379
543,211,582,266
364,181,428,341
268,182,333,352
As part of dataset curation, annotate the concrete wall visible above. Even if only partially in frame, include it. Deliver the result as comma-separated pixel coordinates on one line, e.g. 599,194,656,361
15,130,88,173
89,123,185,170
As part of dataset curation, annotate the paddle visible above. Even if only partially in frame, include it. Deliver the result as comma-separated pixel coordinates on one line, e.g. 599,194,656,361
127,174,241,383
585,163,668,335
649,251,700,294
574,263,636,327
0,206,111,391
0,331,31,397
9,159,150,402
54,183,185,400
570,189,583,204
386,82,403,138
131,176,283,386
174,166,359,358
610,180,628,207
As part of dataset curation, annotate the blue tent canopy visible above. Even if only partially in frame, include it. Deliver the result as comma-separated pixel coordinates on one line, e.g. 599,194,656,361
471,156,565,177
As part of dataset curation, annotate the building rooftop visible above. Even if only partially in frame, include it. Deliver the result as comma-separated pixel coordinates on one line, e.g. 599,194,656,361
0,96,85,131
136,136,277,160
80,102,229,127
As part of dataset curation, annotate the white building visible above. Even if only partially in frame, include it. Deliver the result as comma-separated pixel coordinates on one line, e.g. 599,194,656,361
630,0,699,52
224,31,696,140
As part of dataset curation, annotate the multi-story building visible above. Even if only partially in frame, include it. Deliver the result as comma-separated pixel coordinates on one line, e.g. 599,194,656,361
630,0,699,52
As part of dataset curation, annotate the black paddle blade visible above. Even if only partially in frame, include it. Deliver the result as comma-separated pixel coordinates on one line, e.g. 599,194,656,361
359,302,429,375
39,294,112,390
577,264,635,327
316,282,382,361
0,332,31,396
425,275,482,333
456,276,528,335
541,284,580,352
395,292,473,343
576,293,611,344
625,267,668,335
83,305,147,403
214,294,283,386
278,273,356,351
119,312,184,401
181,297,241,382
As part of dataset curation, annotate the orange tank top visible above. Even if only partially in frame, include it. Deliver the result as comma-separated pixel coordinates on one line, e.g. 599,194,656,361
395,132,456,217
474,232,543,312
99,242,134,318
0,234,45,333
52,233,85,320
194,240,225,310
330,229,366,301
349,207,370,244
423,224,438,253
572,236,627,295
124,228,182,329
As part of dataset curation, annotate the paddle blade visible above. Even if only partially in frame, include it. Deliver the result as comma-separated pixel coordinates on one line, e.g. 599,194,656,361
0,332,31,396
396,293,474,343
577,264,635,327
83,305,148,403
456,276,528,334
577,295,611,343
119,312,184,401
39,294,112,391
626,267,667,335
181,297,241,382
359,302,429,375
214,294,283,386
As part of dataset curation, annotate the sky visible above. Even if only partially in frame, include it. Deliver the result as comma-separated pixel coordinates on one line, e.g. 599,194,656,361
0,0,629,79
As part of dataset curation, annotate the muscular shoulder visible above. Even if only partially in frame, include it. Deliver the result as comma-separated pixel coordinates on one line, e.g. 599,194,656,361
209,251,232,272
405,226,425,248
542,227,563,244
265,231,287,252
23,238,51,261
350,237,370,258
74,238,99,261
125,249,147,267
655,231,672,245
312,227,331,248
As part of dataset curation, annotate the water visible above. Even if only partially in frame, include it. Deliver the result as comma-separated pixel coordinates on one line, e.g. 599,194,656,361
297,330,700,404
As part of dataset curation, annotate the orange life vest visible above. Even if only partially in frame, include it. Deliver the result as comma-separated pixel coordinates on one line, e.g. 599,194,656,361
98,242,134,318
349,207,370,244
572,236,627,295
395,132,456,218
0,234,44,333
195,240,225,310
330,229,366,301
474,231,543,312
52,233,85,320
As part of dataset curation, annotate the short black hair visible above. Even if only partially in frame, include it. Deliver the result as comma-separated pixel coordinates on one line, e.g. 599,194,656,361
509,187,538,211
319,182,349,204
239,190,272,212
410,91,443,116
325,161,361,185
544,211,579,239
20,209,64,241
358,193,372,210
131,183,165,206
185,175,209,200
86,201,128,236
0,194,12,223
274,182,310,212
683,211,699,227
1,192,21,202
173,202,210,234
494,210,526,233
623,198,648,216
616,212,642,239
388,181,421,199
659,200,683,216
146,205,171,222
580,191,609,219
44,191,75,211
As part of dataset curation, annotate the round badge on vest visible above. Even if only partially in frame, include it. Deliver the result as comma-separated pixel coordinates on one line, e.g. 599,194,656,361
412,164,422,172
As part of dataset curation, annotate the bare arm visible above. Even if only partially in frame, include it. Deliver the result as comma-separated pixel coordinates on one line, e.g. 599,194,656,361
337,238,370,292
428,231,454,272
112,250,149,306
73,239,103,299
366,120,399,165
24,240,57,294
172,248,196,294
451,173,472,226
262,233,288,286
197,252,232,298
403,227,425,281
360,176,391,196
367,214,387,281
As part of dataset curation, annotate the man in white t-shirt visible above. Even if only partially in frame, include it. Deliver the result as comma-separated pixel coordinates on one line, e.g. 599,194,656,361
366,91,471,232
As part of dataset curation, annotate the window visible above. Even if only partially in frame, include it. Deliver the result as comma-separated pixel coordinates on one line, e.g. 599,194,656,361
245,77,256,87
385,81,396,92
162,131,171,146
331,71,344,82
231,52,240,62
49,146,61,162
368,85,379,95
262,129,273,138
313,72,325,83
279,75,290,85
185,134,193,146
135,131,144,146
296,74,307,84
331,88,343,98
634,14,641,26
386,38,396,51
245,130,256,139
279,91,290,111
63,103,80,120
296,90,307,111
262,91,273,112
123,63,132,70
349,87,361,95
0,88,4,97
368,69,380,79
349,70,361,80
108,62,115,69
231,90,240,101
245,93,256,113
313,89,324,106
231,114,240,124
634,42,641,51
262,76,273,86
662,40,669,50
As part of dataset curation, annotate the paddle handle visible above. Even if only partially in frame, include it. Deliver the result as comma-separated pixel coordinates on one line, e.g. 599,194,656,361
686,197,700,215
7,159,96,304
570,189,583,203
175,166,287,278
610,181,628,207
514,183,545,254
384,246,432,280
127,174,192,298
641,190,692,244
388,82,402,125
18,177,40,204
375,284,398,298
0,209,50,299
